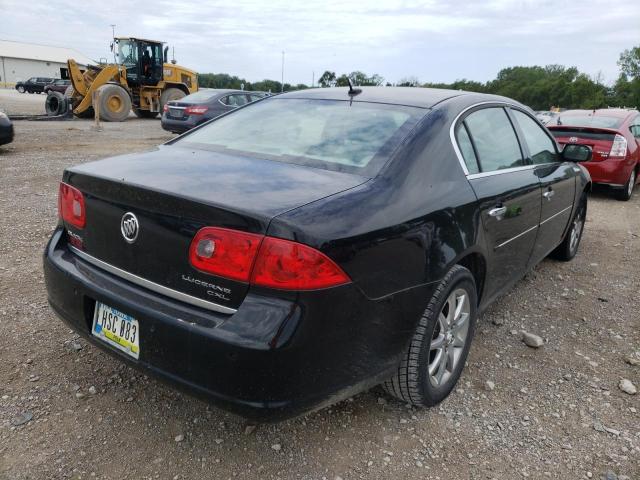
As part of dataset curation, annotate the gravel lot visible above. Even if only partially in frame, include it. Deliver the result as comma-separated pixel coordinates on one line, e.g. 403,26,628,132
1,90,639,480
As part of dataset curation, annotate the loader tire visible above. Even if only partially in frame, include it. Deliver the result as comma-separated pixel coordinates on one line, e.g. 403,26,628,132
45,91,68,116
96,84,131,122
133,109,158,119
160,88,186,112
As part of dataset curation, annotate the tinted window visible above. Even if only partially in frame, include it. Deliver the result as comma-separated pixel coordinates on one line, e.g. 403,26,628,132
249,94,264,102
556,115,623,129
180,98,424,175
456,124,480,174
464,108,524,172
512,110,558,164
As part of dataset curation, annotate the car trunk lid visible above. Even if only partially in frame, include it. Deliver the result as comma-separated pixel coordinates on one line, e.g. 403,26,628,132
63,145,367,311
548,126,618,162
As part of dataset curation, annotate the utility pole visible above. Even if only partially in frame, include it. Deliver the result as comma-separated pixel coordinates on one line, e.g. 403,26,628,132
281,51,285,93
110,24,117,63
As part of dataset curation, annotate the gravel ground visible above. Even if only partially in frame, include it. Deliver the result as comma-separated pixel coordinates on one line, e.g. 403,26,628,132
0,89,49,116
0,93,639,480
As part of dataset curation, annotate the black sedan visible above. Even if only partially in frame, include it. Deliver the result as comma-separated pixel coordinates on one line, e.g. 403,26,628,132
0,112,14,146
15,77,56,94
161,88,269,134
44,87,591,420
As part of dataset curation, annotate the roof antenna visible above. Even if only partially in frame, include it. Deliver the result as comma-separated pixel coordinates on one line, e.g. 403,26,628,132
347,78,362,96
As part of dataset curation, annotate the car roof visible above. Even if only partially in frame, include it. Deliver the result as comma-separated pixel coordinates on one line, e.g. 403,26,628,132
277,86,478,108
559,108,637,119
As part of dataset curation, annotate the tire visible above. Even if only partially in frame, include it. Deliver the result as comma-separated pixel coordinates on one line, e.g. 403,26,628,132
17,86,25,93
28,90,33,94
64,85,94,118
45,91,68,116
133,109,158,119
383,265,478,407
616,169,636,201
551,192,587,261
96,84,131,122
160,87,186,112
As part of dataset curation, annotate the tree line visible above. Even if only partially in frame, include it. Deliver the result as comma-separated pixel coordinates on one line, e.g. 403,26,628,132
197,46,640,111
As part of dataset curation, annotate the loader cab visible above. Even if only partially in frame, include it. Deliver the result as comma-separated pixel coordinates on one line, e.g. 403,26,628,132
116,38,163,87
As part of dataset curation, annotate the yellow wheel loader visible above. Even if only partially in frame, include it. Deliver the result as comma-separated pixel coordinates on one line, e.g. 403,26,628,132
66,37,198,121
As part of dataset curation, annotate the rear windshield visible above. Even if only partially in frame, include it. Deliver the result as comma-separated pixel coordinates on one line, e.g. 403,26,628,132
177,98,425,175
181,90,220,103
554,115,623,129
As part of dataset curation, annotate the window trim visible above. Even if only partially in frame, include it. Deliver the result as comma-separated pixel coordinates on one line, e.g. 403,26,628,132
450,101,563,178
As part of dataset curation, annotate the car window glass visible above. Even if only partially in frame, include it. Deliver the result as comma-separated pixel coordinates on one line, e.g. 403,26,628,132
249,94,264,102
232,94,249,106
464,108,524,172
456,124,480,174
512,110,558,164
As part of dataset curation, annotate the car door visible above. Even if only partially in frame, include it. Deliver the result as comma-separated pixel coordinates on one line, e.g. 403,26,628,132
509,108,577,265
455,106,542,299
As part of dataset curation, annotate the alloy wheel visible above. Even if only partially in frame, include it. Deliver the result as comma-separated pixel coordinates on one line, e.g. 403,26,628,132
428,288,470,388
569,205,584,254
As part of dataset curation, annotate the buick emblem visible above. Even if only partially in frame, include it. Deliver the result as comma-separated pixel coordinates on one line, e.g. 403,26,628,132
121,212,139,243
569,136,578,143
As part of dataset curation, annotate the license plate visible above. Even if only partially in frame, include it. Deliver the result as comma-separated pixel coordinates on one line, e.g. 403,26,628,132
169,108,183,118
92,302,140,359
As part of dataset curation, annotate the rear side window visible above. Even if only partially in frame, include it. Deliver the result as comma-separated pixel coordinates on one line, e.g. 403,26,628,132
463,108,524,172
456,124,480,174
223,94,249,107
511,110,558,164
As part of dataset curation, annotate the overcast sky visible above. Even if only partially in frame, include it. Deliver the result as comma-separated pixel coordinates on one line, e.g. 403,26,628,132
2,0,639,86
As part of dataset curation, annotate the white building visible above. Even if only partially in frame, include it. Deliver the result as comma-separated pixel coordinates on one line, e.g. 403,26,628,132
0,40,94,88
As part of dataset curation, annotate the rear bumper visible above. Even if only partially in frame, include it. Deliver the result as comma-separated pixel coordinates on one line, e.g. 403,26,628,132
0,124,13,146
160,114,206,134
44,228,429,420
581,157,634,186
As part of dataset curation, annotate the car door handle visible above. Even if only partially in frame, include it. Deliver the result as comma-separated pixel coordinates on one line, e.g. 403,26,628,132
543,190,555,200
488,206,507,219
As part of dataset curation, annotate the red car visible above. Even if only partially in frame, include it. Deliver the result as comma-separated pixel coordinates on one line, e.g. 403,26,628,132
548,109,640,200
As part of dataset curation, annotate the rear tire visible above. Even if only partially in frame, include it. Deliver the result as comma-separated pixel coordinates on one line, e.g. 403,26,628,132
383,265,477,407
616,169,636,201
160,88,186,112
551,192,587,261
133,109,158,119
96,84,131,122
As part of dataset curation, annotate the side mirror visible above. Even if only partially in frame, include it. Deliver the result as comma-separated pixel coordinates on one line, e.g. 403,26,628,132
562,144,591,162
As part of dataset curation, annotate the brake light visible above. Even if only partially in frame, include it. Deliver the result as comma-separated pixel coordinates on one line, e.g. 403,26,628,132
185,106,208,115
610,134,627,158
188,228,351,290
58,182,85,228
163,104,169,112
189,227,262,282
251,237,350,290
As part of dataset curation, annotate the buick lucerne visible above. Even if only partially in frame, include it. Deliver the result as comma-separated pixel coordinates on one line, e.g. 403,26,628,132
44,87,592,420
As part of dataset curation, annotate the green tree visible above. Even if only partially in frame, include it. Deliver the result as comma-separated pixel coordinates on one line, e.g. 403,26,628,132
318,71,337,87
618,47,640,78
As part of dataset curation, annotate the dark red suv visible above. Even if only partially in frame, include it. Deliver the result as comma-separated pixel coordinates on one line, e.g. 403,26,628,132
548,109,640,200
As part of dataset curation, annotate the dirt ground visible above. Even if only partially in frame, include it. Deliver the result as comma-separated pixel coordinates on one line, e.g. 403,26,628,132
0,91,639,480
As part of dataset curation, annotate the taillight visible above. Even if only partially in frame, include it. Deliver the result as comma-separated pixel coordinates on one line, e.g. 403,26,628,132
189,227,262,282
185,106,208,115
58,182,85,228
251,237,350,290
188,228,351,290
163,104,169,112
610,134,627,158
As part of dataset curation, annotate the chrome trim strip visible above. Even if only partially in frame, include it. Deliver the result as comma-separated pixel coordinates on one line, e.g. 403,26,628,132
540,205,572,226
168,106,186,110
69,246,237,315
468,164,536,180
495,225,538,249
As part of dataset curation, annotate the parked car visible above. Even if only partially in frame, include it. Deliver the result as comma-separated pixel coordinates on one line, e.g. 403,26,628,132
0,112,14,146
44,87,591,420
44,79,71,95
535,110,559,125
161,89,269,133
15,77,56,94
548,108,640,200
